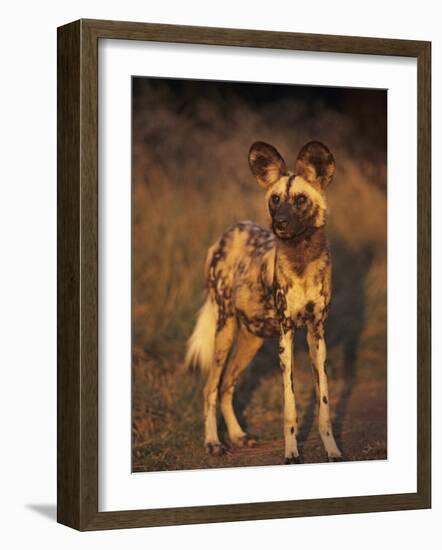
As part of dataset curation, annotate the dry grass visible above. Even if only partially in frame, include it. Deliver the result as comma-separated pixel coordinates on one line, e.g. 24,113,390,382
131,78,387,471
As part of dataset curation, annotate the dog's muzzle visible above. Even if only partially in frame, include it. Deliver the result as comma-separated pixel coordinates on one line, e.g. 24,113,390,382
272,203,295,238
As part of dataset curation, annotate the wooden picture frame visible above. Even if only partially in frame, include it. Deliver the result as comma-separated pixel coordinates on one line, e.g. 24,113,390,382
57,18,431,530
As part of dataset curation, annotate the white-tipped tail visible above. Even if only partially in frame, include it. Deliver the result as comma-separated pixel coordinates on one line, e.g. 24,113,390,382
185,296,217,373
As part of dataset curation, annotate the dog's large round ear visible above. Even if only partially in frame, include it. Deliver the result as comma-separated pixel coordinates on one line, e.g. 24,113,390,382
295,141,335,189
248,142,288,188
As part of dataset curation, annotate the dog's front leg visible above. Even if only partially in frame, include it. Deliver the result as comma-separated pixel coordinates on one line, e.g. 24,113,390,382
279,329,301,464
306,322,342,460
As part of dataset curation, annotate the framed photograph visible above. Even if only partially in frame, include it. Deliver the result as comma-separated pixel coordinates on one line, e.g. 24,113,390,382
57,19,431,530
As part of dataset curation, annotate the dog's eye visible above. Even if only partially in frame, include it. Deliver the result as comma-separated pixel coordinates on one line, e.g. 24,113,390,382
271,194,280,206
295,194,307,207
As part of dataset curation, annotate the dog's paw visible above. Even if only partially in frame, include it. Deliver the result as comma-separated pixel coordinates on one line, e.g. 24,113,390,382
328,455,345,463
284,454,303,465
327,448,343,462
205,441,228,456
231,433,257,448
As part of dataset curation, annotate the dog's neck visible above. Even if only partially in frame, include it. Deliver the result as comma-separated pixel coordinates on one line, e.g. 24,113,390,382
275,225,328,278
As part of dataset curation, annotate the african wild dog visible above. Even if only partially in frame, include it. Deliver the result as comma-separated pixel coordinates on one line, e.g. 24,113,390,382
185,141,342,463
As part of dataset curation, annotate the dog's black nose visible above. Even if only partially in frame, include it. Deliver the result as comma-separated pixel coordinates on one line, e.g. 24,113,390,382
275,219,288,231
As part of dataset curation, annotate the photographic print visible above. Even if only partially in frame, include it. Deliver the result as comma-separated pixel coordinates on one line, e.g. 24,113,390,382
131,77,387,472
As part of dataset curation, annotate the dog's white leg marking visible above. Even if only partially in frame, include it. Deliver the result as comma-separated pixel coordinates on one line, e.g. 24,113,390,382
220,327,263,446
307,323,342,459
279,329,300,463
204,317,236,455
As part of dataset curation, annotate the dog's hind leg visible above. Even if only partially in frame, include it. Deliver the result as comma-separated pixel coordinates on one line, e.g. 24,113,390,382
306,322,342,460
220,326,263,447
204,316,236,455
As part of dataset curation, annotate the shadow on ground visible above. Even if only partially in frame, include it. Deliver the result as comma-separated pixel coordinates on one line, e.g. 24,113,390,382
26,504,57,522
